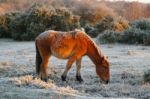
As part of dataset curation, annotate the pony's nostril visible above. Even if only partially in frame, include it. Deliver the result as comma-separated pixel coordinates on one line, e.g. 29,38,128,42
105,80,109,84
100,79,109,84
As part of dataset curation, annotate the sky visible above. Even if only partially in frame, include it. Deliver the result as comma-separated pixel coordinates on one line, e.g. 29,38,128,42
110,0,150,3
126,0,150,3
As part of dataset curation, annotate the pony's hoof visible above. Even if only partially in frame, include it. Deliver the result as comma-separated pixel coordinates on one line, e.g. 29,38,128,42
76,75,83,82
42,78,48,82
61,75,66,81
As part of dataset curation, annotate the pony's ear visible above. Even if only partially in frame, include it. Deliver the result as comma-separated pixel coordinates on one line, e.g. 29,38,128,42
101,56,105,63
102,56,108,64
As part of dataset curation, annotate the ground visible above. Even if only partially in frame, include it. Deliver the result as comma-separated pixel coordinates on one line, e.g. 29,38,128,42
0,39,150,99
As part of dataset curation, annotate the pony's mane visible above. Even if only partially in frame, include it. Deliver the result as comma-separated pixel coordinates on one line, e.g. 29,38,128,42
83,32,104,64
85,33,103,56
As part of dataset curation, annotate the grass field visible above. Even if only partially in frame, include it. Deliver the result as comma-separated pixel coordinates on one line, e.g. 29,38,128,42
0,39,150,99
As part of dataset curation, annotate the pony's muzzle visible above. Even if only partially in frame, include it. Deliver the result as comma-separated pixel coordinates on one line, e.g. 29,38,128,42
100,79,109,84
105,80,109,84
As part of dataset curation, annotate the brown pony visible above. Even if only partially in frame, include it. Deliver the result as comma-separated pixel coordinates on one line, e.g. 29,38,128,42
35,29,110,84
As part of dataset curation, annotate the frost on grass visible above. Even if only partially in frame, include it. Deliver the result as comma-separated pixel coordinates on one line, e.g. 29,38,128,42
10,75,78,95
10,75,56,89
57,86,78,95
1,40,150,99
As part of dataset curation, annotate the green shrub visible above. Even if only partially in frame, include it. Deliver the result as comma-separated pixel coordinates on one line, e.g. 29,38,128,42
24,4,55,40
95,16,114,33
97,30,121,43
84,16,115,38
9,4,80,41
85,16,129,38
51,8,80,31
9,13,27,40
120,28,147,44
143,30,150,45
144,70,150,83
84,24,98,37
132,19,150,30
0,12,18,38
97,28,150,45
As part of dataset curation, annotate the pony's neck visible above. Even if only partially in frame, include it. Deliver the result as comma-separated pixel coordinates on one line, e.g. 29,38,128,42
87,40,104,66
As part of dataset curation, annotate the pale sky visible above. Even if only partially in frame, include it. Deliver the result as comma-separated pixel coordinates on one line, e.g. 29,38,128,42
126,0,150,3
110,0,150,3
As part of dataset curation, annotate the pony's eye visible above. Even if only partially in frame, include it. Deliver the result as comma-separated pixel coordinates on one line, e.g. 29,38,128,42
101,67,107,73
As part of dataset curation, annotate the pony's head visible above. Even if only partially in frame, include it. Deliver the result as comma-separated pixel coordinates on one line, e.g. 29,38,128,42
96,56,110,84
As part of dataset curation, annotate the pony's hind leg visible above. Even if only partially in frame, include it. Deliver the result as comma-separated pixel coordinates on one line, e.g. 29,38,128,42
38,47,51,82
76,57,83,82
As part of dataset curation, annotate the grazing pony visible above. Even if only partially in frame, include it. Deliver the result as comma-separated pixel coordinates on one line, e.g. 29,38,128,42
35,29,110,84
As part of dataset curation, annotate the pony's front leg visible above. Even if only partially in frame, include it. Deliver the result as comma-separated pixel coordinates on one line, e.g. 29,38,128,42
40,60,49,82
61,56,79,81
76,57,83,82
38,48,51,82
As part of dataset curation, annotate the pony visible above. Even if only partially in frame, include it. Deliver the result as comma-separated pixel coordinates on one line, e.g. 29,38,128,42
35,29,110,84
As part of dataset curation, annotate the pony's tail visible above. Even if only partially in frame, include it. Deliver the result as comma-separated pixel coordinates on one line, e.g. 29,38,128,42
35,41,42,75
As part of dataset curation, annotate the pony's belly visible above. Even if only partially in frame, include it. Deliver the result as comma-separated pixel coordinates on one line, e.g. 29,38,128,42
51,49,74,59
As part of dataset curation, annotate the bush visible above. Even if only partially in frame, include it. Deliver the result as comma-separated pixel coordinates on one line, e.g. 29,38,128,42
92,16,129,36
143,30,150,45
144,70,150,83
0,12,18,38
120,28,147,44
132,19,150,30
51,7,80,31
96,27,150,45
85,16,115,38
96,22,150,45
97,30,121,43
113,17,129,32
9,13,27,40
84,24,99,38
95,16,114,33
8,4,80,41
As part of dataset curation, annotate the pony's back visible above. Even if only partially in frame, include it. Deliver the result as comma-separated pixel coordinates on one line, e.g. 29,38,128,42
35,29,90,59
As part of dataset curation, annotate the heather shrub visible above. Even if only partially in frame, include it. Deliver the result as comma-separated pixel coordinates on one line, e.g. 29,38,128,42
118,19,150,45
84,24,99,38
85,16,114,38
132,19,150,30
86,16,129,38
24,4,55,40
120,28,146,44
51,7,80,31
0,12,18,38
9,13,27,40
97,25,150,45
96,16,114,33
97,30,121,43
0,14,9,37
113,17,129,32
143,30,150,45
9,4,80,40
